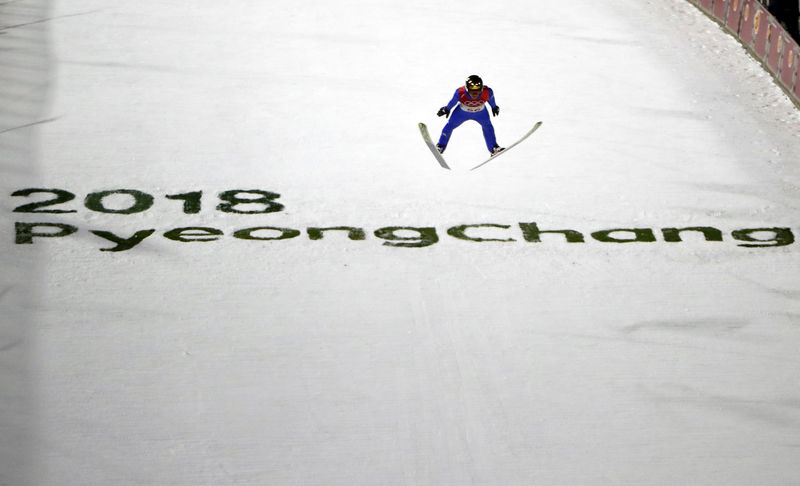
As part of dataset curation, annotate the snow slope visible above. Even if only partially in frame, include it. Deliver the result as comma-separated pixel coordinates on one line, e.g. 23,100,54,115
3,0,800,484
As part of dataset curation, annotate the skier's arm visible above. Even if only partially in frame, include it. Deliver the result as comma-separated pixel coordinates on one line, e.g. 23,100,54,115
487,88,498,109
437,89,461,117
446,89,460,110
487,88,500,116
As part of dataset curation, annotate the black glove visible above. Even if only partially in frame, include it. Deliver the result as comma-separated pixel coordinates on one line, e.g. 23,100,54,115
437,106,450,118
492,106,500,117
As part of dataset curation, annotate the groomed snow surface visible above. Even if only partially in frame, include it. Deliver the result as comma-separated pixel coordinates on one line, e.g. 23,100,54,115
2,0,800,484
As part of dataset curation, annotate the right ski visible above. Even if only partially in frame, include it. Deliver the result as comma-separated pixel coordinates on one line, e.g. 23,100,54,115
470,121,543,171
418,122,450,169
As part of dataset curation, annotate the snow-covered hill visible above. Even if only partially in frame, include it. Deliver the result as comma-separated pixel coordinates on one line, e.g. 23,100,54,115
2,0,800,484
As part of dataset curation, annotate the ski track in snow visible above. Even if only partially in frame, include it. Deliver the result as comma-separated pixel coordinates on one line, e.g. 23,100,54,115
2,0,800,484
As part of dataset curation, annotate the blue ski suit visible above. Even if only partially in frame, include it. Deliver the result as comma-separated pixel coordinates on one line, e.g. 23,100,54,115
438,86,499,152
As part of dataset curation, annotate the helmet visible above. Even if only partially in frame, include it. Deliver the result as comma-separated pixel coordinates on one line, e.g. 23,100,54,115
465,75,483,93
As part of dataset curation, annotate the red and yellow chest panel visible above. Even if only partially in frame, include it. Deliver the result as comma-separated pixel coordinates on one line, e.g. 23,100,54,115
458,86,491,112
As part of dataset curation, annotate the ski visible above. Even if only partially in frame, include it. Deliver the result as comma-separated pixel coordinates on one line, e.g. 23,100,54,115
470,121,543,171
418,122,450,169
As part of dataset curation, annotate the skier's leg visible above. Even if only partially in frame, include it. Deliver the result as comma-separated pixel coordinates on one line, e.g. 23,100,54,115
437,108,468,149
476,110,498,151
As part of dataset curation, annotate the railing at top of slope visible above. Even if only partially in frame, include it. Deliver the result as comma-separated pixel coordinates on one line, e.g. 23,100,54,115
689,0,800,109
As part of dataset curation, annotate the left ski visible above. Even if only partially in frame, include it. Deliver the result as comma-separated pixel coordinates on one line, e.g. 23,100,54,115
470,121,543,171
418,122,450,169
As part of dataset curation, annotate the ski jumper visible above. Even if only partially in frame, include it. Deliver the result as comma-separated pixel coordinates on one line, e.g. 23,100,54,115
438,86,498,152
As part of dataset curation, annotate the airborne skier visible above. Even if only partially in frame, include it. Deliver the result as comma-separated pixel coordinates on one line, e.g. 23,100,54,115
436,75,504,155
